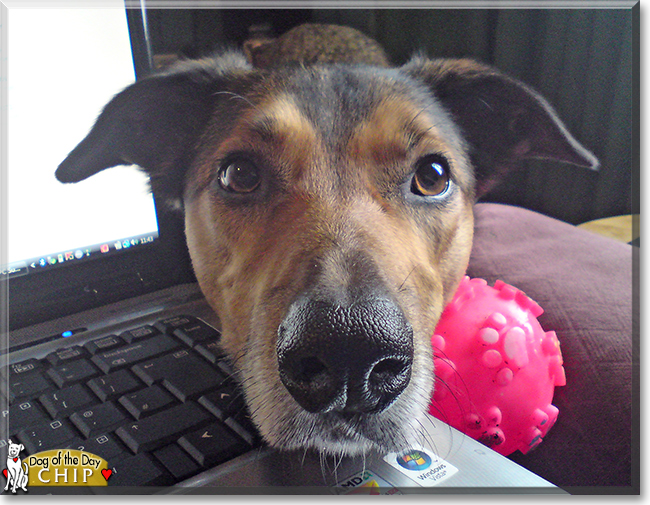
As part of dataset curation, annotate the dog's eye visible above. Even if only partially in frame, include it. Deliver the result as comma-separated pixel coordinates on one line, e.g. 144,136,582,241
218,158,261,193
411,155,450,197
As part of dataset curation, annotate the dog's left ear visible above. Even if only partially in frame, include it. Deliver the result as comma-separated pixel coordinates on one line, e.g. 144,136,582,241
402,56,599,198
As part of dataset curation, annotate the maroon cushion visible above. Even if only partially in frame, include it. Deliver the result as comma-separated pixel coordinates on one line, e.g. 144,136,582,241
467,203,636,492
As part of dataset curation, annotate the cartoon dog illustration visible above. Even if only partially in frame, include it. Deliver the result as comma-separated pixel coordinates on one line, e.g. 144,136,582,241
4,440,28,494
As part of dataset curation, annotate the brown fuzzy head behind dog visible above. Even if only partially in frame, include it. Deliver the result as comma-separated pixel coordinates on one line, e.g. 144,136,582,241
56,25,596,456
244,23,391,68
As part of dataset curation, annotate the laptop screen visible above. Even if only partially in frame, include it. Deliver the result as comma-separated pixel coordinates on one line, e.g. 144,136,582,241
4,4,159,279
4,2,196,333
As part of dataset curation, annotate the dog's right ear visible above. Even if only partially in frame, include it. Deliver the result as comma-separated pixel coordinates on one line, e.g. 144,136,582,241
56,52,253,205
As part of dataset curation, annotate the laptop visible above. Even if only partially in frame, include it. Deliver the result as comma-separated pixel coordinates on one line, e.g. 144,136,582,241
1,1,564,495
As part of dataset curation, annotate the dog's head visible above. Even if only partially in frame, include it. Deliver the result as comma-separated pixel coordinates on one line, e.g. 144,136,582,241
7,440,24,458
56,51,596,456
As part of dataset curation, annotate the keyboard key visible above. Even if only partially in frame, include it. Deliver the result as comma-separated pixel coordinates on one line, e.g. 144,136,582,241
47,358,101,388
87,369,141,402
194,338,227,364
225,417,258,447
178,421,249,467
8,373,54,403
153,444,201,481
39,384,96,418
174,320,220,347
155,315,199,334
118,385,175,420
3,359,42,378
84,335,124,354
18,418,77,454
60,436,91,453
70,402,127,438
215,358,235,378
91,335,179,374
4,401,48,436
199,387,259,446
77,433,129,463
108,453,172,487
115,402,211,454
198,384,246,420
120,325,160,343
132,350,226,401
46,346,88,366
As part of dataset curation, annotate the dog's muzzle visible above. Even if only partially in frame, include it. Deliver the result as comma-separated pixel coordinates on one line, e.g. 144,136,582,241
277,295,414,415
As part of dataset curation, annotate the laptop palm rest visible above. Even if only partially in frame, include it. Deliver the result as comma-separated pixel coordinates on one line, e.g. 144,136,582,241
173,414,563,494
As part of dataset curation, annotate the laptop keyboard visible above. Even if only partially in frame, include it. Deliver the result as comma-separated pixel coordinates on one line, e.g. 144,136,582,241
3,315,261,488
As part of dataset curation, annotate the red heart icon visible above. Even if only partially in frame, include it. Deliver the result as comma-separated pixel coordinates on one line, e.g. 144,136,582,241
101,469,112,481
2,469,7,479
13,458,18,463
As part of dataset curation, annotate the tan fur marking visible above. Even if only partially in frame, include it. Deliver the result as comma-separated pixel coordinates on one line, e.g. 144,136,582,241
189,95,317,195
349,96,446,169
248,96,317,178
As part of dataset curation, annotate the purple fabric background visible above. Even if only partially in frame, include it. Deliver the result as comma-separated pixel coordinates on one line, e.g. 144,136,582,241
466,203,637,492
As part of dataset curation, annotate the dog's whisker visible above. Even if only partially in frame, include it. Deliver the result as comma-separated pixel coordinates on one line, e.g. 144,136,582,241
212,90,257,109
478,96,495,112
318,450,329,484
429,377,474,459
413,415,439,457
398,267,416,293
427,400,451,423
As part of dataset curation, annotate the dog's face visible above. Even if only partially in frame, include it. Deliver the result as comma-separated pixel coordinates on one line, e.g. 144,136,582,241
56,53,596,456
183,66,475,453
7,441,23,459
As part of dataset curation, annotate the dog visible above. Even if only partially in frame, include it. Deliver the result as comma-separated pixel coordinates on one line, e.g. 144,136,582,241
4,440,28,494
56,24,597,457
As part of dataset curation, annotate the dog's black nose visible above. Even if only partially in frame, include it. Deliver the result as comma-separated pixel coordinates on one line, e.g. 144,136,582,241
277,296,413,414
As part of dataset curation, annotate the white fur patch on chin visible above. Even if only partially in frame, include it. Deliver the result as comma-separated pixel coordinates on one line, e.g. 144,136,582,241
266,396,433,458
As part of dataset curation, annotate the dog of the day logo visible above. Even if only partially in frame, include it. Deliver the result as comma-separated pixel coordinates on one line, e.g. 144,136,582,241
2,447,112,492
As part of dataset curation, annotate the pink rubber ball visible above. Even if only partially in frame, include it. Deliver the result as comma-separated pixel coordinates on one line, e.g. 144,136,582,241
429,276,566,456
